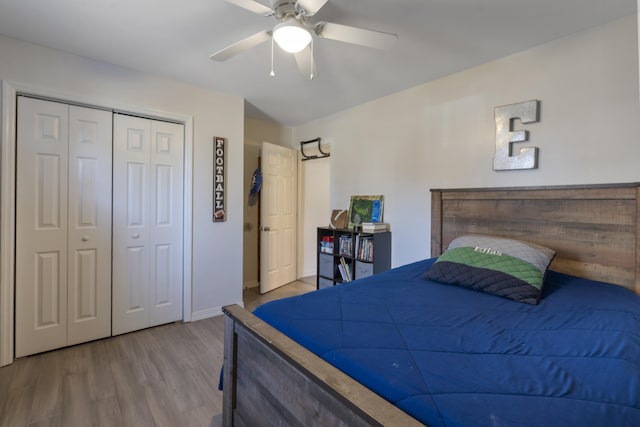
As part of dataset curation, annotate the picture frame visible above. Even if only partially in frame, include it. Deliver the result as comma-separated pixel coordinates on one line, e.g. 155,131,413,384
347,195,384,229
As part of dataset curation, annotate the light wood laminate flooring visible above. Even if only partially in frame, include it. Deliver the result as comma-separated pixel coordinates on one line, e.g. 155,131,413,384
243,276,315,311
0,279,315,427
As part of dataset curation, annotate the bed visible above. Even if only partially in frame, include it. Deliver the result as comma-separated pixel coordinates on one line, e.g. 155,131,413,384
222,182,640,426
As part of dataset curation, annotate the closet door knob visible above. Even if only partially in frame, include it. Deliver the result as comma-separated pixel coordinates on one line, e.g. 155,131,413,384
132,233,140,239
81,236,89,242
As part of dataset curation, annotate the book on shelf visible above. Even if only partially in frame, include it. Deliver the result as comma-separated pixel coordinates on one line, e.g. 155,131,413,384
356,235,374,262
338,235,353,256
320,235,334,254
339,257,352,282
361,222,389,233
337,264,347,281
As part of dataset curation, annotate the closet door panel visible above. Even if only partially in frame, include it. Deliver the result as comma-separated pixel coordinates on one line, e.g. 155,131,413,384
113,115,151,335
149,121,183,326
67,106,112,345
113,115,183,334
15,97,69,357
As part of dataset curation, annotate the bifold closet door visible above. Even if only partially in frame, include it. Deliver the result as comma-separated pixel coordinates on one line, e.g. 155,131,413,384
112,114,184,335
15,97,112,357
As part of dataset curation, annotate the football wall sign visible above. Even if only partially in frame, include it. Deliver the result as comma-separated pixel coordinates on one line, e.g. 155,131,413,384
213,136,226,222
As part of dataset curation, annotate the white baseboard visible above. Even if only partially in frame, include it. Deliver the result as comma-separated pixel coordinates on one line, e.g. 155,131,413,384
190,301,245,322
190,307,223,321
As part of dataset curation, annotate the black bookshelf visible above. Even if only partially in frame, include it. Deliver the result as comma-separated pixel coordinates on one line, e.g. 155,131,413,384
316,226,391,289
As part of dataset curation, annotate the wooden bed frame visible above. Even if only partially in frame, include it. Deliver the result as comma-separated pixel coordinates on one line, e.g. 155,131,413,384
223,182,640,426
431,183,640,294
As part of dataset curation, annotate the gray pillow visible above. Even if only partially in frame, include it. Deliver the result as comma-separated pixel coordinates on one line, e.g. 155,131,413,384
423,235,556,304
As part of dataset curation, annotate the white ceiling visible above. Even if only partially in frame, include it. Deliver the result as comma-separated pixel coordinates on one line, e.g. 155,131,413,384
0,0,636,126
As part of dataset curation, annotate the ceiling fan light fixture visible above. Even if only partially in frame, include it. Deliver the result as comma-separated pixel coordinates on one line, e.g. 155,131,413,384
273,19,312,53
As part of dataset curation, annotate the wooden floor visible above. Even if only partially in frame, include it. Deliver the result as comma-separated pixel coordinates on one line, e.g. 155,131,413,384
243,276,315,311
0,279,315,427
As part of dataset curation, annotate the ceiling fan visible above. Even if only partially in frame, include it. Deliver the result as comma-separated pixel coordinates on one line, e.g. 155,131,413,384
210,0,398,79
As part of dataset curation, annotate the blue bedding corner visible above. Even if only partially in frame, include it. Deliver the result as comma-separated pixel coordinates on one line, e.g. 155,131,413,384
253,258,640,426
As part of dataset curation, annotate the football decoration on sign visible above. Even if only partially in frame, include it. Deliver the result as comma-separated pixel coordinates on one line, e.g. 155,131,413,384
213,137,226,222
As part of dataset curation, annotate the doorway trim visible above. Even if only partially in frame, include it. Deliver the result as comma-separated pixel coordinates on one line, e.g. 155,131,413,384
0,80,194,366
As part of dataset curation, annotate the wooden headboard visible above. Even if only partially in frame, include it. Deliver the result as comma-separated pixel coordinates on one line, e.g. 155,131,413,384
431,182,640,295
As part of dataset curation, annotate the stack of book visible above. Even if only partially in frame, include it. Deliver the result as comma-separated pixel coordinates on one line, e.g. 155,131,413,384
362,222,389,233
320,235,334,253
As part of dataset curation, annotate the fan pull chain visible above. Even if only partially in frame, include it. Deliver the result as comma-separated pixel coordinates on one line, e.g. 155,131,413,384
270,36,275,77
309,39,314,80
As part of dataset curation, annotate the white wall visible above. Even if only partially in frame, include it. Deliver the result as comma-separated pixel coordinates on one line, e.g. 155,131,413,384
0,35,245,320
242,141,261,289
293,15,640,268
299,155,331,278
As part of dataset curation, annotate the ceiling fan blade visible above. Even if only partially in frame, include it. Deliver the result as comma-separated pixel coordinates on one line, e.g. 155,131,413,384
224,0,273,16
316,22,398,50
296,0,328,16
210,30,271,61
294,45,317,80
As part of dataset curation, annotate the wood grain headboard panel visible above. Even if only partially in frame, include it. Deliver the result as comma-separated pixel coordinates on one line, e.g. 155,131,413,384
431,183,640,294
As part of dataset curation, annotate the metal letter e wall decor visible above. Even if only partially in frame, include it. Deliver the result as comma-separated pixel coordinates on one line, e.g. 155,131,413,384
493,100,540,171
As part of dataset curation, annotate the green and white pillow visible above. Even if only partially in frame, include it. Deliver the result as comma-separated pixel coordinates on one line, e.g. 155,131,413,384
423,235,556,304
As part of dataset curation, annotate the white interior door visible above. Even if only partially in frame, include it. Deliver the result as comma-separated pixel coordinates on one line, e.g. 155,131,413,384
112,114,183,335
67,105,113,346
260,142,297,294
148,120,184,326
16,98,69,357
15,97,112,357
113,114,150,334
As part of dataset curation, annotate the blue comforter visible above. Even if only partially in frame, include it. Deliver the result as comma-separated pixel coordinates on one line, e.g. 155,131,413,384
253,258,640,426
